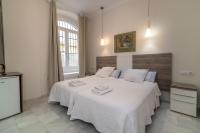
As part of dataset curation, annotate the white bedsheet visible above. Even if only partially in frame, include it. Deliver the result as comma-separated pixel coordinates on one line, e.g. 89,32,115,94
48,76,114,107
69,79,161,133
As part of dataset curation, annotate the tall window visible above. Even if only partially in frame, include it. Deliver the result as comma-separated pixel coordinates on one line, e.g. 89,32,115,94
58,20,79,74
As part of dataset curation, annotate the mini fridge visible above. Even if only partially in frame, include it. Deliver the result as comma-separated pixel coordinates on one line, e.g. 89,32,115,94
0,76,21,120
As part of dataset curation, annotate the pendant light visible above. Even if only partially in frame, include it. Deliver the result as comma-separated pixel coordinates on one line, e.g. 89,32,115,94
145,0,153,38
100,6,105,46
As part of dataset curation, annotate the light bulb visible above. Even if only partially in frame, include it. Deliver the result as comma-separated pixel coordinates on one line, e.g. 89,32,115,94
100,38,105,46
145,27,153,38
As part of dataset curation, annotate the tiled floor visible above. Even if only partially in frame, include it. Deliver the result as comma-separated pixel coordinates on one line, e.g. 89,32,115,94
0,96,200,133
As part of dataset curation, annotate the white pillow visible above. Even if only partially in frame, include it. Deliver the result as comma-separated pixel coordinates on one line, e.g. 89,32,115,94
145,71,157,82
95,69,101,74
101,67,115,71
111,69,121,78
124,69,149,83
96,67,115,78
119,70,130,79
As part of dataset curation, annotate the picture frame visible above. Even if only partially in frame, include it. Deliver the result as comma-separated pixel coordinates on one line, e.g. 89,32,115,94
114,31,136,53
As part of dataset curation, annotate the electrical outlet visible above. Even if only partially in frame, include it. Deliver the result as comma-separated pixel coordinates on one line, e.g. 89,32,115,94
180,70,193,76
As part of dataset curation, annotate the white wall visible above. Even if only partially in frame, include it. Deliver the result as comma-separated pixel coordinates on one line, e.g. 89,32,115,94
86,0,200,91
2,0,49,100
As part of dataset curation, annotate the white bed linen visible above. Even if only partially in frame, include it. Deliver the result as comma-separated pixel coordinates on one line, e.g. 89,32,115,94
68,79,161,133
48,76,114,107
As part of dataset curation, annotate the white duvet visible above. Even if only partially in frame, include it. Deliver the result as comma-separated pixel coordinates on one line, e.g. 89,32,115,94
48,76,114,107
49,76,161,133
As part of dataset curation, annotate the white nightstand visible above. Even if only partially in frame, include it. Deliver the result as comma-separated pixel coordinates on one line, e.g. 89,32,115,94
170,82,198,117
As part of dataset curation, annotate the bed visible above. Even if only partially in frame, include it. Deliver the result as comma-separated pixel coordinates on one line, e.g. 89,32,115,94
48,76,114,107
48,56,117,107
48,54,172,133
69,79,161,133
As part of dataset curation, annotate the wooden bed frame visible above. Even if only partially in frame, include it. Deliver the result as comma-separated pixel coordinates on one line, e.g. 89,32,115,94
96,56,117,70
96,53,172,91
132,53,172,91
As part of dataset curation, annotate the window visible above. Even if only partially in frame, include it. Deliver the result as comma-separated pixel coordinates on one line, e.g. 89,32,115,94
58,20,79,74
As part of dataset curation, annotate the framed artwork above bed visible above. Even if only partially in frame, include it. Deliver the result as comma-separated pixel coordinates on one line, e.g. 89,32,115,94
114,31,136,53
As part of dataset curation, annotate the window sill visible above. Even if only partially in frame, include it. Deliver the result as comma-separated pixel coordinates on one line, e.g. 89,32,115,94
64,72,79,75
64,72,79,80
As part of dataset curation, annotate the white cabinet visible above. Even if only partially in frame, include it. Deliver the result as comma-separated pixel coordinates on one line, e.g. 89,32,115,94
170,83,198,117
0,74,22,120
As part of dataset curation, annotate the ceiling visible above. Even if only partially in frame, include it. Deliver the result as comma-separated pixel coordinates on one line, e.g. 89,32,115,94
57,0,129,16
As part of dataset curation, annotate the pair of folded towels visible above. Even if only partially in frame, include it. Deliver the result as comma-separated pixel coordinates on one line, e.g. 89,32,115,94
92,85,112,95
69,80,86,87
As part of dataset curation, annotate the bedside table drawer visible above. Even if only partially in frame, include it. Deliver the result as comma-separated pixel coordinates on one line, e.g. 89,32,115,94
171,88,197,98
171,94,197,104
171,99,197,117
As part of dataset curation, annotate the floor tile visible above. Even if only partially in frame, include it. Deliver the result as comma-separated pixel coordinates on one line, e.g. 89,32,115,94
0,96,199,133
0,126,20,133
15,113,39,128
0,117,16,131
38,111,60,125
46,119,72,133
20,122,47,133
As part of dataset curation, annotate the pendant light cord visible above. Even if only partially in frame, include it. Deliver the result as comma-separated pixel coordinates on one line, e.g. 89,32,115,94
147,0,151,19
101,6,104,38
147,0,151,27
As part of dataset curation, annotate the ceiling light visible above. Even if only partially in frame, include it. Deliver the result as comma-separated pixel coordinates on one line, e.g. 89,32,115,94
145,0,153,38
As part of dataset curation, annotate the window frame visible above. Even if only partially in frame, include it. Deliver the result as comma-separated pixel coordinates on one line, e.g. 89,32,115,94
57,16,79,75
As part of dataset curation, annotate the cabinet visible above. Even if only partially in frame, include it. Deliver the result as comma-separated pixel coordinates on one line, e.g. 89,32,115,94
0,73,23,120
170,82,198,117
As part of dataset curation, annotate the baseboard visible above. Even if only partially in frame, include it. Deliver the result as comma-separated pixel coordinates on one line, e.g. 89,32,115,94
23,94,48,103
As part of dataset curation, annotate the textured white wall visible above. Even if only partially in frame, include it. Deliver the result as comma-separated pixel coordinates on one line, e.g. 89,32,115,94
2,0,49,100
86,0,200,90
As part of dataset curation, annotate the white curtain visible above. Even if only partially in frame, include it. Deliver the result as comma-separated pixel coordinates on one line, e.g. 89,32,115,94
48,0,64,91
79,15,87,77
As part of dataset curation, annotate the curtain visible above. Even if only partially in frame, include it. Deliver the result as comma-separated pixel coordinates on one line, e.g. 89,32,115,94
78,15,87,77
48,0,64,90
0,0,4,65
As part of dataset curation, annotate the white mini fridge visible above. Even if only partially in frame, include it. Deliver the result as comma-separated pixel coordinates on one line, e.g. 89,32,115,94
0,76,21,120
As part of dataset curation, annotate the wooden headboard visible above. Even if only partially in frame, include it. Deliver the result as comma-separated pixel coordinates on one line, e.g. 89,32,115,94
96,56,117,71
132,53,172,91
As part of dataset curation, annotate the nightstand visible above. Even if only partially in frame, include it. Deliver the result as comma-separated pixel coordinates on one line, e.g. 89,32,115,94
170,82,198,117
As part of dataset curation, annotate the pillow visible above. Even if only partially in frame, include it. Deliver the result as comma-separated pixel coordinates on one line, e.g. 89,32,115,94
124,69,149,83
111,69,121,78
119,70,128,79
95,67,115,78
95,69,101,74
145,71,157,82
101,67,115,71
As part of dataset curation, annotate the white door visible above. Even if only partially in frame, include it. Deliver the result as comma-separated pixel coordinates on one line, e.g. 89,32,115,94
0,76,20,119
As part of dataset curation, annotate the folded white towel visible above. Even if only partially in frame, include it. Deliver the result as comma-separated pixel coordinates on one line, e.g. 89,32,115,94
92,88,112,95
69,80,86,87
94,85,109,91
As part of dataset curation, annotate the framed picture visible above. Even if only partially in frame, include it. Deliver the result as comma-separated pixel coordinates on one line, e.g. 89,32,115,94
114,31,136,53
